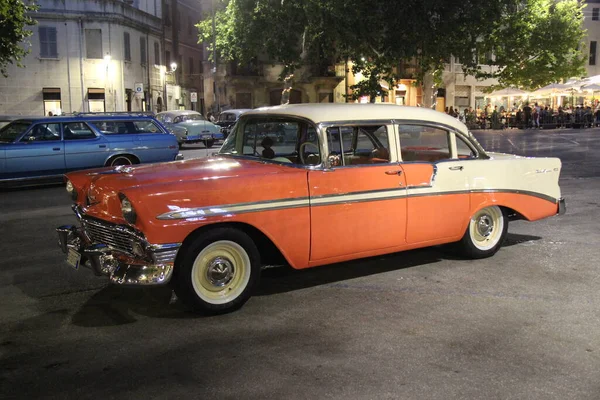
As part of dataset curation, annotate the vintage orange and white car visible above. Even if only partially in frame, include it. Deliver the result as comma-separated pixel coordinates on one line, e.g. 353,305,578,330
57,103,566,314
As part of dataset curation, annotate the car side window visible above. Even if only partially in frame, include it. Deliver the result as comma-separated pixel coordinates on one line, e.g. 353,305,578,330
133,120,161,133
20,123,61,142
91,120,136,134
456,134,477,159
327,125,390,166
63,122,96,140
397,125,450,162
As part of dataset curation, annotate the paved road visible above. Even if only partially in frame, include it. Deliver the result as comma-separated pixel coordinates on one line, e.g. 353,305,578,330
1,128,599,399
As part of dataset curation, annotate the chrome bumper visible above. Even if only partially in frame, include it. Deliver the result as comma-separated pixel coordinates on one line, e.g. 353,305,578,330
175,153,184,161
57,220,180,286
558,197,566,215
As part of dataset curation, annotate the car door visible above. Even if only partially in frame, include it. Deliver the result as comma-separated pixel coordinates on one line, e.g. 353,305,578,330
396,124,471,244
131,119,176,162
4,122,65,179
308,124,407,261
63,121,110,171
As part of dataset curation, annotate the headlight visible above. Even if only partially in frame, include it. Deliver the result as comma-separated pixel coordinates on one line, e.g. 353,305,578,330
66,180,77,201
120,194,137,224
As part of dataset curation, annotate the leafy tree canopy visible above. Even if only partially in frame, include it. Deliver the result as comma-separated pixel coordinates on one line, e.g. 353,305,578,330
0,0,38,77
198,0,585,99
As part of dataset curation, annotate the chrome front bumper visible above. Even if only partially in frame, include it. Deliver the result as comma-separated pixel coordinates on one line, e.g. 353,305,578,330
558,197,566,215
57,210,180,286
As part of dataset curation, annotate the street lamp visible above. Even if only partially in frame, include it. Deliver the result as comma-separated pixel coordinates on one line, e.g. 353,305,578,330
170,62,178,73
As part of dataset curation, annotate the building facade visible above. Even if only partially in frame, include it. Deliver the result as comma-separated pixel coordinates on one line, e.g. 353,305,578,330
0,0,166,116
1,0,598,116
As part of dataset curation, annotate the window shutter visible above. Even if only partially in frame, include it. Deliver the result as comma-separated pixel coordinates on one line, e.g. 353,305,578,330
124,32,131,61
140,37,147,64
39,27,58,58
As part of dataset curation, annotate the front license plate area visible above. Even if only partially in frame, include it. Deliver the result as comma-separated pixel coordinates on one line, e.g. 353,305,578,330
66,248,81,270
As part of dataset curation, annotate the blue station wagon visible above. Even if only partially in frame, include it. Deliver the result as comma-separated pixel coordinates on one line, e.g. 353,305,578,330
0,114,182,185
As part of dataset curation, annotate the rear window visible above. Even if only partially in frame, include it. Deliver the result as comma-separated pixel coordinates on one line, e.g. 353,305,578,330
90,120,163,134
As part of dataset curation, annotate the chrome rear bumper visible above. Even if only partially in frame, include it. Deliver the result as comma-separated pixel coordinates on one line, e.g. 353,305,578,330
558,197,566,215
57,219,180,286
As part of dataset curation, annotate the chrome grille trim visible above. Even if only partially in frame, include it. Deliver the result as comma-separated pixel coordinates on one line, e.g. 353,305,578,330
81,217,143,254
152,249,179,264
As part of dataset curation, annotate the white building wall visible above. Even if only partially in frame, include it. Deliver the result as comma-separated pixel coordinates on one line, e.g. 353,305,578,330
0,0,163,116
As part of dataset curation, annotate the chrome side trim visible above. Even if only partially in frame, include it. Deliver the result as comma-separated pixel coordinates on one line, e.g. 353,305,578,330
470,189,558,204
157,197,311,219
155,188,559,220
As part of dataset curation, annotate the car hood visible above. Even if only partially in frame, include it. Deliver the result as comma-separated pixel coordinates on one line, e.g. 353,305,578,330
71,156,308,225
75,156,299,194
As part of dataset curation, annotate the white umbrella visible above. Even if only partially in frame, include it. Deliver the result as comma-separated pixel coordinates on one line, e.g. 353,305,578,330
582,83,600,91
489,87,528,97
532,83,571,96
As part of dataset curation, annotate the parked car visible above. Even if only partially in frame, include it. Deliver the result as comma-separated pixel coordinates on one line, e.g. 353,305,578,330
214,109,252,139
0,114,182,186
57,103,565,314
155,110,223,148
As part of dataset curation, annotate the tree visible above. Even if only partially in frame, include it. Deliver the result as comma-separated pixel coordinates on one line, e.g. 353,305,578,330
0,0,38,77
197,0,585,102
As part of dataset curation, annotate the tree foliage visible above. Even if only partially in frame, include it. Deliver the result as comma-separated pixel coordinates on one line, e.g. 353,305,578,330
0,0,38,77
197,0,585,99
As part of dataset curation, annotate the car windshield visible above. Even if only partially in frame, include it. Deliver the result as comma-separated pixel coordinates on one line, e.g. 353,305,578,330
0,122,31,143
220,117,321,166
218,113,237,122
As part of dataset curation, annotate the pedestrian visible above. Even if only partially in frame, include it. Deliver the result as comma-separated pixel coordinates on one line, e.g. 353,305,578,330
48,111,53,116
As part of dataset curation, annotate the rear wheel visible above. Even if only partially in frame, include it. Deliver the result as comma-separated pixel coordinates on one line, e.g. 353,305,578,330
456,206,508,259
204,139,215,149
107,154,136,167
173,228,261,314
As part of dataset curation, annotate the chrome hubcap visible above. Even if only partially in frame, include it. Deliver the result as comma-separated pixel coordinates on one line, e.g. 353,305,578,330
206,256,235,287
476,214,494,237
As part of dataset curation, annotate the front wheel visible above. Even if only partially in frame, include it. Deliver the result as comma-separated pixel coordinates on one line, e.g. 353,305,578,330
173,228,261,314
456,206,508,259
204,139,215,149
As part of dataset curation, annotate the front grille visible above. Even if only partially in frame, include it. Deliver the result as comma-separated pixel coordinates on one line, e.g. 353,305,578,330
81,217,141,254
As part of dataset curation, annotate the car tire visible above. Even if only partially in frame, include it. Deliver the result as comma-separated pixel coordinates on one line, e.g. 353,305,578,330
178,142,184,149
456,206,508,259
173,228,261,314
106,154,136,167
204,139,215,149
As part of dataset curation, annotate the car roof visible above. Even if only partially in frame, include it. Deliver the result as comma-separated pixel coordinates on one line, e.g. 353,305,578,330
221,109,252,115
7,115,157,124
157,110,201,116
241,103,468,132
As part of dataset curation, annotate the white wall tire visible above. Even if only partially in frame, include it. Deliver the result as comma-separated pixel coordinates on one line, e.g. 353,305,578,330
457,206,508,259
190,240,251,305
173,228,261,314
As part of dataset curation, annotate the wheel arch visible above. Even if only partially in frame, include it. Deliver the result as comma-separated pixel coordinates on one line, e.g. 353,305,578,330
104,153,140,166
175,222,290,269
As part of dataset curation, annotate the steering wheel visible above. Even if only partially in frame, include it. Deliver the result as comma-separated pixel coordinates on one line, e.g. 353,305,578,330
298,142,320,165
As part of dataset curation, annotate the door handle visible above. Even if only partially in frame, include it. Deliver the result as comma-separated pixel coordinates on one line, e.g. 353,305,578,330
52,147,61,151
449,166,464,171
99,144,106,148
385,170,403,175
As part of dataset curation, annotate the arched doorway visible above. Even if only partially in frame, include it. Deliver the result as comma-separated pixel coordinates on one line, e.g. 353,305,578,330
156,96,163,112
